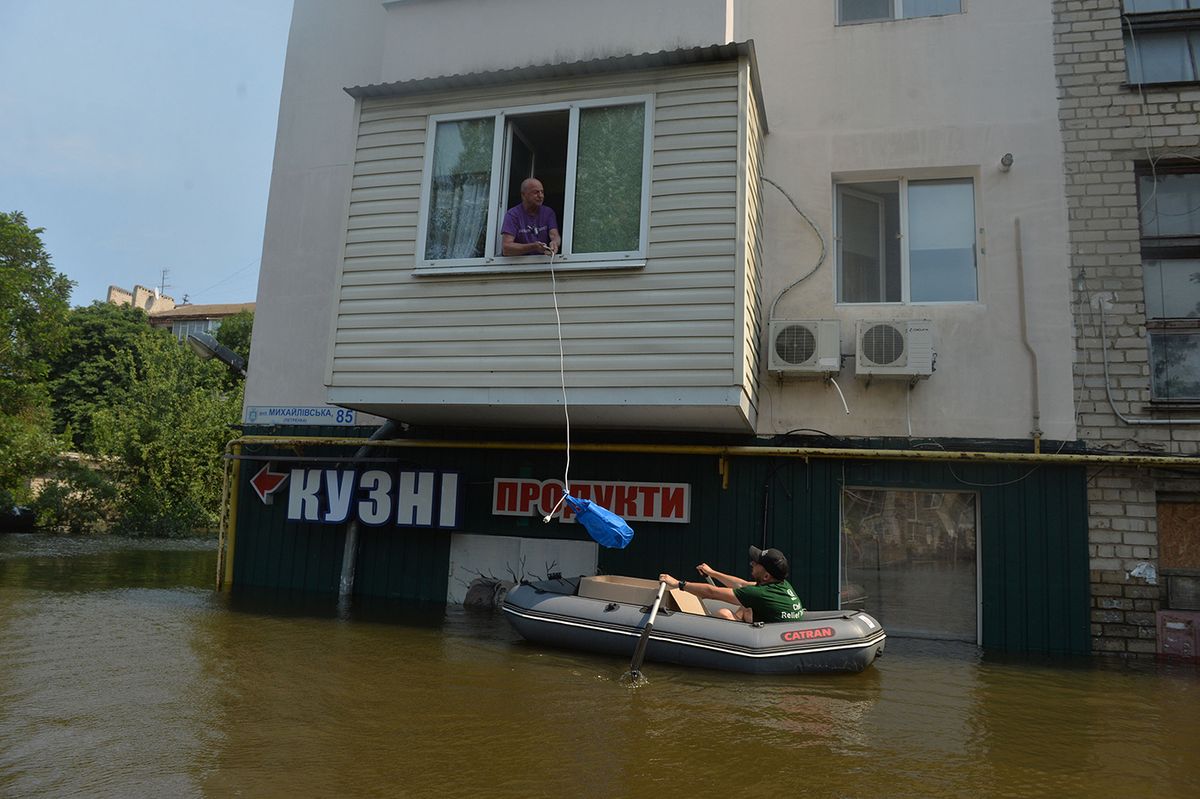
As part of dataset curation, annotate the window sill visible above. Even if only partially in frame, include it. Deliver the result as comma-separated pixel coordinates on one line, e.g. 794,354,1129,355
1124,80,1200,91
836,12,962,26
414,256,647,278
834,300,982,308
1147,400,1200,412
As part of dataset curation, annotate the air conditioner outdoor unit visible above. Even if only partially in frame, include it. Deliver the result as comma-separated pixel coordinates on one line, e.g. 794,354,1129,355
767,320,841,376
854,319,935,380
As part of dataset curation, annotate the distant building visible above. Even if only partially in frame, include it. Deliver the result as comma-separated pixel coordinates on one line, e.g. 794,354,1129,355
148,303,256,341
106,284,176,313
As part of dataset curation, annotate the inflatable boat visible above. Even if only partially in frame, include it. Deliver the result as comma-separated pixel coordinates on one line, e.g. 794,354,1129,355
502,575,886,675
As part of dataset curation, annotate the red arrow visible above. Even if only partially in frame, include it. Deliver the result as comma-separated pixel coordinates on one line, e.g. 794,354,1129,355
250,464,289,504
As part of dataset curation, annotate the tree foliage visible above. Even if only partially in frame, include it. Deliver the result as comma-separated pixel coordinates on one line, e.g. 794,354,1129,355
87,331,243,536
2,211,244,536
49,301,153,449
215,309,254,364
0,212,73,505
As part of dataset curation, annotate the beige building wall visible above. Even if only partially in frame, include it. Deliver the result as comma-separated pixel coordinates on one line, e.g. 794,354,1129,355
733,0,1076,442
106,284,176,313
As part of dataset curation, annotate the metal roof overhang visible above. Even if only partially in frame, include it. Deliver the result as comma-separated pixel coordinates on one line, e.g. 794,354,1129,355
344,40,768,132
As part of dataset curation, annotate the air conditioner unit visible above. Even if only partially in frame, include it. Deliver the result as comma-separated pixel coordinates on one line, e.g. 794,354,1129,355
854,319,935,380
767,320,841,376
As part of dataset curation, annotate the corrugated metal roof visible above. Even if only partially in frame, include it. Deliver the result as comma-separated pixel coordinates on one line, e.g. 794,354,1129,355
345,40,767,131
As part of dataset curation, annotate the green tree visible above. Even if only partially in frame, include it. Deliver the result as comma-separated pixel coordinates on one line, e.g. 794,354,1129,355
215,309,254,364
88,331,243,536
49,301,153,449
0,212,73,505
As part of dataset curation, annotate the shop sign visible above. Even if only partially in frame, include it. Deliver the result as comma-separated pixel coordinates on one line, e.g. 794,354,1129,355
492,478,690,523
284,468,461,529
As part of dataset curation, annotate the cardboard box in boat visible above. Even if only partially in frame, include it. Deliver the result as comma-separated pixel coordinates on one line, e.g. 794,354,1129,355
578,575,726,616
579,575,661,605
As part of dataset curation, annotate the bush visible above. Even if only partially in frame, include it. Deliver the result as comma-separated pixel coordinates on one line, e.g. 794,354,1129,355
30,457,120,535
87,332,242,537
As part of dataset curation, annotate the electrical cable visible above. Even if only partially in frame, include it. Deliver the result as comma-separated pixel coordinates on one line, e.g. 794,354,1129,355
763,176,827,322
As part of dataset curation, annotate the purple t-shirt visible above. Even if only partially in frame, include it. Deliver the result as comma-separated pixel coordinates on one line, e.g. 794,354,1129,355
501,204,558,250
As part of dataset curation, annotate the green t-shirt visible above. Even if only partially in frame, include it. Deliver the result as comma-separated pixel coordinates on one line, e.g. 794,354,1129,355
733,580,805,623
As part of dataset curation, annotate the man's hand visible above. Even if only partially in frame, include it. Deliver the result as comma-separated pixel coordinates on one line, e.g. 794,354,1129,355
658,573,680,589
696,563,715,578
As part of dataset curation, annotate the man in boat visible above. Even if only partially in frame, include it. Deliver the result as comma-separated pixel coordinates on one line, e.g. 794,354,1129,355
659,545,805,623
500,177,561,256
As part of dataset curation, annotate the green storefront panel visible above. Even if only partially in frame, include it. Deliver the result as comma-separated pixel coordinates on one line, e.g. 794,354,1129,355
230,433,1089,654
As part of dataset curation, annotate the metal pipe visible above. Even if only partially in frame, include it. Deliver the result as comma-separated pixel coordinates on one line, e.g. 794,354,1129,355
226,434,1200,469
1014,218,1043,451
216,442,242,590
339,420,402,598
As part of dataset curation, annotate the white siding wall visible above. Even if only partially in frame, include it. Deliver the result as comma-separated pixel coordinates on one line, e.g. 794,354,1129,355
329,61,755,427
741,61,766,416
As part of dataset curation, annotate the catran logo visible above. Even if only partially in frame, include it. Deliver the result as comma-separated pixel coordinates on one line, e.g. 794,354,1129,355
781,627,835,642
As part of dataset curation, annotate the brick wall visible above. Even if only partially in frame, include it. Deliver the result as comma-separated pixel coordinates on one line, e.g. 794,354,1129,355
1054,0,1200,655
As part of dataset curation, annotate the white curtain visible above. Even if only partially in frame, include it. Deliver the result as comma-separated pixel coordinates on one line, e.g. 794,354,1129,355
425,118,494,260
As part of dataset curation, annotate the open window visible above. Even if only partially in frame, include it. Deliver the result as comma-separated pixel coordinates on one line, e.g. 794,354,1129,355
417,96,652,272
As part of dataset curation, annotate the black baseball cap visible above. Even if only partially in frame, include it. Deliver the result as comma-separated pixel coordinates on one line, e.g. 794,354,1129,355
749,545,789,580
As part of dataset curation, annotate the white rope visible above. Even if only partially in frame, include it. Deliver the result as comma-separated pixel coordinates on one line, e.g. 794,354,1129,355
543,248,571,522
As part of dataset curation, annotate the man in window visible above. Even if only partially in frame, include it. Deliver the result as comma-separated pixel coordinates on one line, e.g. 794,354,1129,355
501,177,561,256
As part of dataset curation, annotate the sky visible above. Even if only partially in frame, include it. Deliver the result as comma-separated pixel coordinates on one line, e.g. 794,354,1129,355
0,0,295,308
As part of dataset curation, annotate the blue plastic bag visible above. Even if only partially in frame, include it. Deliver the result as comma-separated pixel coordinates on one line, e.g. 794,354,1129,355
564,495,634,549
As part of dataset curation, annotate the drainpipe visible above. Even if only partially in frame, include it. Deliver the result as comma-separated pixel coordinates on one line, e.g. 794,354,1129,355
1014,218,1044,452
339,419,402,599
1098,296,1200,425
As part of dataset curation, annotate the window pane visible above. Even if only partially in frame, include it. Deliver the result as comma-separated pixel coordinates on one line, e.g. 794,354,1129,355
841,488,977,641
1139,171,1200,236
572,104,645,254
1144,259,1200,318
1150,331,1200,399
839,0,893,24
1126,30,1198,84
902,0,962,19
424,117,495,260
838,182,901,303
908,179,977,302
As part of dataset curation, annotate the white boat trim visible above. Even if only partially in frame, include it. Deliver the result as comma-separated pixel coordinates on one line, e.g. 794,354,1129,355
502,604,886,659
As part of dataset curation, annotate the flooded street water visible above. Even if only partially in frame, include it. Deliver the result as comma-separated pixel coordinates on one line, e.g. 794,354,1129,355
1,534,1198,798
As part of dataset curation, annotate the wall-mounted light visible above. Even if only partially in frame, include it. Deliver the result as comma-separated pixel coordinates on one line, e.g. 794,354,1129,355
999,153,1014,172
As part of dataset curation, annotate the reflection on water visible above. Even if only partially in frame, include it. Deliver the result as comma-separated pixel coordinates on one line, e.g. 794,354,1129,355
1,533,1198,798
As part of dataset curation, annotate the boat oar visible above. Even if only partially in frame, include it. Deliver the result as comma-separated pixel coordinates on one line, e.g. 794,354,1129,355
628,580,667,680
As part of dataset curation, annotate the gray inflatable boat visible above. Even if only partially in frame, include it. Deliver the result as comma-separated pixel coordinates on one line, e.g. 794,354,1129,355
502,575,885,675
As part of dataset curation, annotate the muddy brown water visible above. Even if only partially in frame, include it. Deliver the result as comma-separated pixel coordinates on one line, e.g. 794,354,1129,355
1,533,1198,798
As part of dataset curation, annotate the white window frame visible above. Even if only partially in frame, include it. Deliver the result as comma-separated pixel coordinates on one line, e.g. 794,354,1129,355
1137,164,1200,402
833,172,981,306
413,94,654,276
836,0,965,26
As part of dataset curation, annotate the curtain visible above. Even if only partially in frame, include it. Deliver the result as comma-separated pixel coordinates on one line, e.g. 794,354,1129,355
572,104,645,254
425,118,495,260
